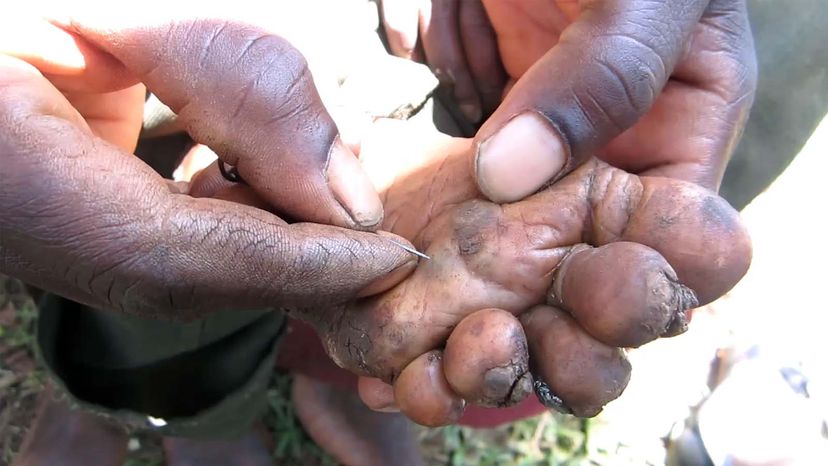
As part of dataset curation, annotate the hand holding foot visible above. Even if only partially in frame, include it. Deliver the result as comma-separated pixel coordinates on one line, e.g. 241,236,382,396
318,121,751,422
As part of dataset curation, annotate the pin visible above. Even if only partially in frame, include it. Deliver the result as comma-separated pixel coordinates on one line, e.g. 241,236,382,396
386,238,431,260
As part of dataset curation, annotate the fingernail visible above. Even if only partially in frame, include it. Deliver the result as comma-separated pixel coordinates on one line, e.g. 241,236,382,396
327,137,384,228
357,257,417,298
448,398,467,424
459,102,482,123
476,112,569,203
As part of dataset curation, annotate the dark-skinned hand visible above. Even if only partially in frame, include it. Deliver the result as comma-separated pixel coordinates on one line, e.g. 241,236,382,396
381,0,757,200
189,119,751,424
0,3,418,318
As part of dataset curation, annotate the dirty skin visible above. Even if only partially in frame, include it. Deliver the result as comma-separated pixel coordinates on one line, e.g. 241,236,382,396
290,123,751,423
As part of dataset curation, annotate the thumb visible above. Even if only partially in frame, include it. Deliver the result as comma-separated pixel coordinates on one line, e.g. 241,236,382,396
473,0,710,203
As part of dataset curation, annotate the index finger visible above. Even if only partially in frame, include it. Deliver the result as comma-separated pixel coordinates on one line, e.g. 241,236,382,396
0,56,417,318
56,3,384,230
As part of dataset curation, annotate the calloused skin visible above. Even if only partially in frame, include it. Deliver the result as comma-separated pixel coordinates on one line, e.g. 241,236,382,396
191,118,750,422
285,120,751,422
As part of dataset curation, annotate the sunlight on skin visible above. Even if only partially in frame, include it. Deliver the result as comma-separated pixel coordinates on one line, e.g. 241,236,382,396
0,15,87,73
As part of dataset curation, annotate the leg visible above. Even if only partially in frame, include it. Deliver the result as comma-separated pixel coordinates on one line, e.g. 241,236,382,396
277,318,424,466
12,386,128,466
293,375,423,466
33,295,284,464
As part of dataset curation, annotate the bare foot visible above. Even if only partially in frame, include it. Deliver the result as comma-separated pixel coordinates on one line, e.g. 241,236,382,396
162,423,274,466
186,120,751,423
292,374,423,466
13,387,128,466
312,121,751,421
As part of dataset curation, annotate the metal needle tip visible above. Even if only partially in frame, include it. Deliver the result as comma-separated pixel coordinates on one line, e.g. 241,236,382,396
386,238,431,260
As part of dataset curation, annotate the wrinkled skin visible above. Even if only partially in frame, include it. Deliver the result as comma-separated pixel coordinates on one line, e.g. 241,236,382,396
0,4,416,320
382,0,757,201
443,308,532,408
289,121,751,420
189,119,751,422
373,0,756,422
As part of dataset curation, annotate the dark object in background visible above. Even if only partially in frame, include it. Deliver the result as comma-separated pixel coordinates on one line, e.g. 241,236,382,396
721,0,828,209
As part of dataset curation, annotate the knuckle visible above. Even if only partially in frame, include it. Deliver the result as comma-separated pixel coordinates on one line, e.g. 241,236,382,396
110,247,202,321
79,204,190,318
584,161,644,244
236,33,313,103
174,24,323,144
219,32,326,141
591,36,663,115
559,28,669,141
574,7,681,122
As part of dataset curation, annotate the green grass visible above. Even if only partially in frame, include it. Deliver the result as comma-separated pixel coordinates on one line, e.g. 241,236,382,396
419,414,598,466
264,373,336,466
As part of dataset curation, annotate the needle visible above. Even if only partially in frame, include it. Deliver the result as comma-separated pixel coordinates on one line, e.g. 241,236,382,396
386,238,431,260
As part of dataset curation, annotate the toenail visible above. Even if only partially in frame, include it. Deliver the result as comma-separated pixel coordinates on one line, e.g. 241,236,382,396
532,377,572,415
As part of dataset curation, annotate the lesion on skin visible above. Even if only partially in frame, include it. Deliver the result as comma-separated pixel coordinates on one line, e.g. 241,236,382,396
325,127,569,379
315,117,747,420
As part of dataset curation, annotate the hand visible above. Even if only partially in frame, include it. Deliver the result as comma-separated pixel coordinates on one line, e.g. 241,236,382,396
0,3,417,318
381,0,507,122
196,120,748,424
382,0,757,200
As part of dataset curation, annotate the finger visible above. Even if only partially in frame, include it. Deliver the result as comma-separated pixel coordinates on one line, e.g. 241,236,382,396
420,0,483,122
62,9,384,229
0,57,416,318
358,377,399,412
1,13,144,151
64,84,146,152
393,350,465,427
187,162,421,298
381,0,421,59
508,158,751,305
473,0,711,202
521,305,631,418
211,184,273,213
188,160,241,199
458,0,506,117
0,13,136,93
602,0,757,190
443,308,532,407
175,143,219,183
549,242,697,348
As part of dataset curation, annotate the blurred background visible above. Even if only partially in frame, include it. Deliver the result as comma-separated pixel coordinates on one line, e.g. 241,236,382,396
2,0,827,464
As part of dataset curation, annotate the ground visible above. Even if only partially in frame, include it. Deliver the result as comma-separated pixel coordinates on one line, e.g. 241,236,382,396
0,275,614,466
